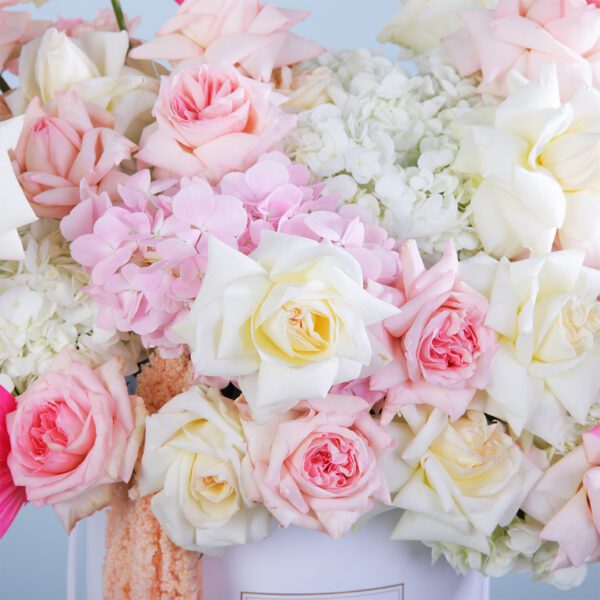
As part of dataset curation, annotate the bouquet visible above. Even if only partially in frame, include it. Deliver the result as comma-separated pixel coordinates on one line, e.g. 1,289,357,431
0,0,600,595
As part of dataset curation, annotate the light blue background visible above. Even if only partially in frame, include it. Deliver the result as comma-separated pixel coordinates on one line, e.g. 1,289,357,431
0,1,598,598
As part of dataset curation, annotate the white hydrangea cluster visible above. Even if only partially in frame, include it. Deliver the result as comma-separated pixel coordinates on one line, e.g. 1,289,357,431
288,48,497,261
0,219,144,393
428,517,587,590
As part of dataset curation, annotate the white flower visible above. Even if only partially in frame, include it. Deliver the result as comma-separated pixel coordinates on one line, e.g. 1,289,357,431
461,250,600,447
390,407,542,553
456,65,600,262
378,0,498,54
288,48,492,263
7,28,158,142
175,232,399,421
0,116,37,260
138,386,271,555
0,219,142,393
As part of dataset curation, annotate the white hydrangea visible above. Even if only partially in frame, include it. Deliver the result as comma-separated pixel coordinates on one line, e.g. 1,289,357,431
288,48,497,262
0,219,144,393
428,515,588,590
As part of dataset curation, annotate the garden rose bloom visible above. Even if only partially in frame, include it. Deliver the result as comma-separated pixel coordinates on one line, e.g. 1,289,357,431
391,407,542,552
455,67,569,259
138,386,271,555
372,239,497,422
444,0,600,99
55,9,140,38
176,232,399,421
7,28,159,142
0,386,25,539
523,426,600,569
0,9,48,74
6,350,146,532
137,63,296,182
242,395,394,538
130,0,323,82
12,91,136,218
461,249,600,447
379,0,497,54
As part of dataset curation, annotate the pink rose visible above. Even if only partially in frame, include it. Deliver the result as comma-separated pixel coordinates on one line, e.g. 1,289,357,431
137,63,296,182
523,426,600,569
12,91,136,218
0,10,48,74
241,395,393,538
6,351,146,532
55,9,140,38
444,0,600,99
0,386,26,539
372,240,497,423
130,0,323,83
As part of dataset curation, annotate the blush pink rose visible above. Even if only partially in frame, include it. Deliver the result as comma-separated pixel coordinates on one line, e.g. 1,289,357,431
130,0,323,83
6,350,146,532
0,386,26,540
0,10,48,74
55,9,140,38
12,91,136,218
137,63,296,182
523,426,600,569
444,0,600,99
371,239,498,423
241,395,393,538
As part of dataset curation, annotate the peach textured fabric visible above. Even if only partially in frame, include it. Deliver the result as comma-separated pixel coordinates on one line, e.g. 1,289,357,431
103,354,201,600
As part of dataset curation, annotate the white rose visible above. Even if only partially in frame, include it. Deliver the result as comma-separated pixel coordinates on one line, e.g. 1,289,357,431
390,407,541,553
7,29,158,142
456,66,572,259
175,232,399,421
378,0,498,54
461,250,600,447
138,387,271,555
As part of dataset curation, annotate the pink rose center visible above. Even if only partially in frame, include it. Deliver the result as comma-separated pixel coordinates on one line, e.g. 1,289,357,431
30,402,69,459
32,118,49,134
302,434,360,491
419,306,482,375
169,69,243,125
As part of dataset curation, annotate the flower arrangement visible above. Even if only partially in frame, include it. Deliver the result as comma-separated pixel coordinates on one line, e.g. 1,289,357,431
0,0,599,595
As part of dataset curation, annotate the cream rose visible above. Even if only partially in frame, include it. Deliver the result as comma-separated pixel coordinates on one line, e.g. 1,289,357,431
7,28,158,142
175,232,399,421
138,386,271,555
456,66,572,259
461,250,600,447
378,0,497,53
391,406,541,553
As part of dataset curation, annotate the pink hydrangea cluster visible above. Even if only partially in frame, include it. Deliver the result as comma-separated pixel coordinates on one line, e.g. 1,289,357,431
62,171,248,356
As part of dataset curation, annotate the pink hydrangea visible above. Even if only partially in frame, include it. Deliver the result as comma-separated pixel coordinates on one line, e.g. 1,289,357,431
63,170,247,356
220,153,400,284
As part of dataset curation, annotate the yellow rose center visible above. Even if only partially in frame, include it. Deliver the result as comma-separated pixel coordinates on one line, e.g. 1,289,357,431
284,303,331,354
191,472,234,504
254,297,338,365
560,298,600,354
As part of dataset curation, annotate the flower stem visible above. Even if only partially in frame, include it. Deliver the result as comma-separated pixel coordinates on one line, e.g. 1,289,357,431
110,0,128,32
0,75,10,94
